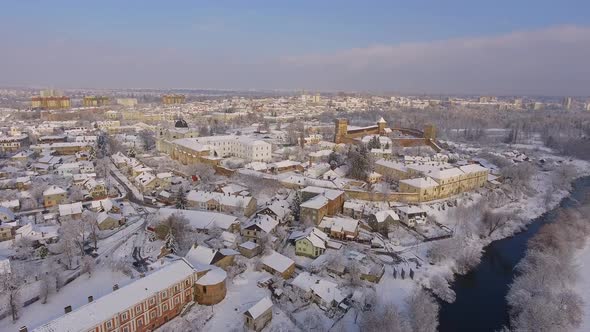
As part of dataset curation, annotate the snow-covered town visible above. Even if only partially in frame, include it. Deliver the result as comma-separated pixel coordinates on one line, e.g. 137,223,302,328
2,3,590,332
0,86,589,332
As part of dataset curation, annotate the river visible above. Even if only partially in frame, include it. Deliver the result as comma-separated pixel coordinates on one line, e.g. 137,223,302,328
438,176,590,332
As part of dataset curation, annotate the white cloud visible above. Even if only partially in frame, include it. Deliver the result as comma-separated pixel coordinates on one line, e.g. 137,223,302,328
1,25,589,95
279,25,590,95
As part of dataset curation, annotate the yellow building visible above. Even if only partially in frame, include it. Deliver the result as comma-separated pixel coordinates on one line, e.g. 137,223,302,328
83,96,110,107
43,186,67,208
399,164,489,202
162,94,186,104
31,96,71,110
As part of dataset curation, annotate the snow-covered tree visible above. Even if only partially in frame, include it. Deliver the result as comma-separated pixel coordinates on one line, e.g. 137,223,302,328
165,230,178,254
175,187,187,210
406,288,439,332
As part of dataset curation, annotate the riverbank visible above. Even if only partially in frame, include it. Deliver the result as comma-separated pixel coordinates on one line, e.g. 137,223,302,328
439,175,590,331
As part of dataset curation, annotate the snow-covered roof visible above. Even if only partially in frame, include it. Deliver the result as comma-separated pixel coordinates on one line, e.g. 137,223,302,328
244,297,273,319
58,202,83,217
399,177,439,189
319,217,359,234
196,267,227,286
43,185,66,196
185,245,217,266
262,201,290,220
300,195,329,209
396,205,427,215
373,210,400,223
459,163,488,174
239,241,259,250
242,214,279,234
375,159,408,172
33,259,196,332
187,190,253,209
157,208,238,231
301,186,343,200
261,251,294,273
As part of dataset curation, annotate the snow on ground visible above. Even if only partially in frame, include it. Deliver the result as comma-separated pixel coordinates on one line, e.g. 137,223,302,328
573,244,590,332
165,270,298,331
0,266,132,331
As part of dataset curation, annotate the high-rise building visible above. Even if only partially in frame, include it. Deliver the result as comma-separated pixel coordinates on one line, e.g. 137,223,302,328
31,90,70,110
83,96,110,107
162,94,186,104
562,97,573,110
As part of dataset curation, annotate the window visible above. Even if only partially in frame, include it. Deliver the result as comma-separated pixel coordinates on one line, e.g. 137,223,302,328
151,310,157,319
161,291,167,299
106,321,113,329
149,297,155,305
122,326,129,332
135,305,142,314
163,304,168,311
121,312,128,320
175,297,180,304
137,318,143,327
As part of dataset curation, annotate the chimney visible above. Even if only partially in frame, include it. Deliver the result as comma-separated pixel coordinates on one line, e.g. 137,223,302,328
64,305,72,314
19,327,28,332
88,296,94,303
113,284,119,291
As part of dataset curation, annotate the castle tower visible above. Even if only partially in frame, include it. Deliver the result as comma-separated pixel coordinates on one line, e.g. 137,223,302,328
423,124,436,140
377,117,387,135
334,118,348,143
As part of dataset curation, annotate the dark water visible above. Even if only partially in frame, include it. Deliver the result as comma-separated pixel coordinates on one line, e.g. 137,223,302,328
438,176,590,332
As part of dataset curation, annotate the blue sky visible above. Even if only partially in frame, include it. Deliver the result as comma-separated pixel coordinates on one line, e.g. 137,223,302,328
2,1,590,94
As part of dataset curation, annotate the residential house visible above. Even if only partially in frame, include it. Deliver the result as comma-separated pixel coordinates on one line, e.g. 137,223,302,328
261,251,295,279
291,272,346,310
187,190,257,217
241,215,279,243
238,241,262,258
84,178,108,199
343,201,364,219
56,162,81,177
244,297,273,332
43,185,67,208
257,201,290,223
59,202,84,219
15,223,59,244
318,217,359,240
97,212,125,230
156,208,240,232
299,186,345,225
395,206,427,227
185,244,238,271
136,172,158,193
368,210,400,233
294,228,328,258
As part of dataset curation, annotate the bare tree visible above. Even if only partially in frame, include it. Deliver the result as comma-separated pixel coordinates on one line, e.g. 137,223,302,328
481,209,510,237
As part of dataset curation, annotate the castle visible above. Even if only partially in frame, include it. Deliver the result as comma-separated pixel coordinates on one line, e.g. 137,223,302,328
334,117,440,151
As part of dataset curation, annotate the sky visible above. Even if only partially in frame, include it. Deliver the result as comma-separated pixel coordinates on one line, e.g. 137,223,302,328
1,0,590,95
